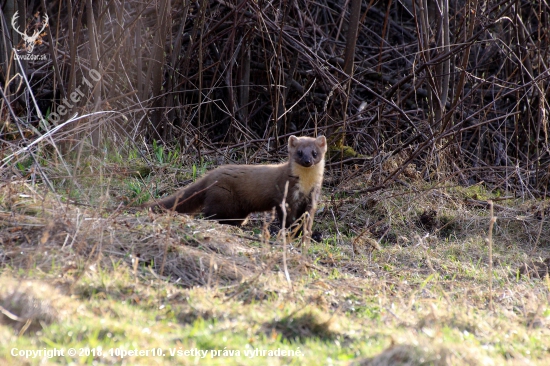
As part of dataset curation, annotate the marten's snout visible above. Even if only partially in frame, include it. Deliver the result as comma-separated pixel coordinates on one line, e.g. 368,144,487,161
296,149,315,167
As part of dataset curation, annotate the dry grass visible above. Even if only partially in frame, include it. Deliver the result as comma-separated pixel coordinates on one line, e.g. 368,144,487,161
1,167,550,365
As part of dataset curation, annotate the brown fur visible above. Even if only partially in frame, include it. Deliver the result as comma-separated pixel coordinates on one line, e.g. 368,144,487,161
144,135,327,229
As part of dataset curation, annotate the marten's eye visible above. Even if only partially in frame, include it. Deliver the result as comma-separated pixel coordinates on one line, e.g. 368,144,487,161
297,150,303,157
312,151,318,158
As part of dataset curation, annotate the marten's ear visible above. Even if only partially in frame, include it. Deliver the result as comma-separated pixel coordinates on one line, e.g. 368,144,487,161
289,135,298,148
316,136,327,149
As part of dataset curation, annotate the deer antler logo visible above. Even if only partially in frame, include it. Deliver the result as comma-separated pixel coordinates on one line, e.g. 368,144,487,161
11,11,48,53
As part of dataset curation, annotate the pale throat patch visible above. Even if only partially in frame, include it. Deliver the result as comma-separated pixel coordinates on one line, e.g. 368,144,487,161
291,160,325,199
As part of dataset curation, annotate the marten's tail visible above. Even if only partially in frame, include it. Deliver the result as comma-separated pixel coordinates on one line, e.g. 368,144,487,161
143,178,210,214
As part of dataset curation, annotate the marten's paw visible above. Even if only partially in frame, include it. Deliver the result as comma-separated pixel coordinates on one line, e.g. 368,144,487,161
311,230,323,242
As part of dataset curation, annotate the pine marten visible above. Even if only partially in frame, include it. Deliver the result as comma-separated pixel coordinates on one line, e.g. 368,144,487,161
144,135,327,230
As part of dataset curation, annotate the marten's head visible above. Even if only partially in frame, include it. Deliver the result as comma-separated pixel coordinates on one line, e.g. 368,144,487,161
288,135,327,168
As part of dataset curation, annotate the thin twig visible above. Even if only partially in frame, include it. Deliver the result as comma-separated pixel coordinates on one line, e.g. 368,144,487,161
487,200,496,312
280,181,293,291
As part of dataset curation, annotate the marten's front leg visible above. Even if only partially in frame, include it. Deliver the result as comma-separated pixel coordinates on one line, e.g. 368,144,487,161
303,186,323,242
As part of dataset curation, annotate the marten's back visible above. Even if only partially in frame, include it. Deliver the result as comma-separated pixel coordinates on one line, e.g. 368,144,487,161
202,163,291,215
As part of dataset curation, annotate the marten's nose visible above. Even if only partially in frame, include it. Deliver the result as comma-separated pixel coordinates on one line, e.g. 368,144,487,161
302,159,313,167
